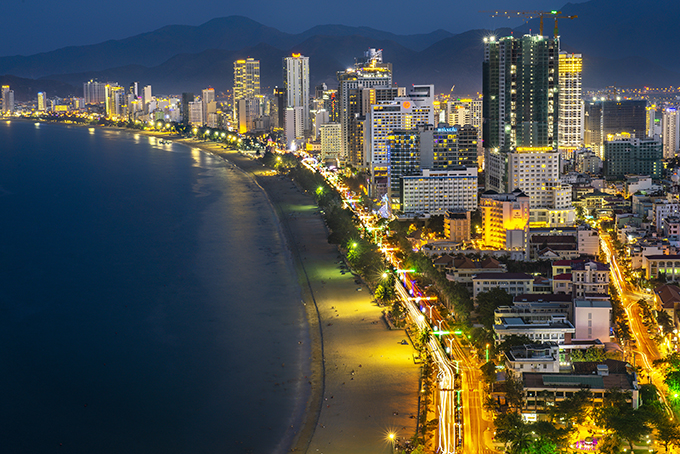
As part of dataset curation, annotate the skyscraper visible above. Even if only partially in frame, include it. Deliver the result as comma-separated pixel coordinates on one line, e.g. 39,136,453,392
337,49,393,163
83,80,107,104
142,85,152,108
37,92,47,112
1,85,13,114
283,53,310,138
233,58,260,101
584,99,647,159
662,107,680,158
366,85,434,197
558,52,583,157
483,34,559,153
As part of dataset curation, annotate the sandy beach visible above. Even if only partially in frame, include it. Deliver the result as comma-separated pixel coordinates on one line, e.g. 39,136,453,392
176,138,422,453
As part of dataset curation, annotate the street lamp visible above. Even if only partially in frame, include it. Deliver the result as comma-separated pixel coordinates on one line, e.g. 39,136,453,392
387,432,396,452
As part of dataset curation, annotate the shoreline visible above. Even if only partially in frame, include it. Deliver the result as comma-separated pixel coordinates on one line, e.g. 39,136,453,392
18,119,420,453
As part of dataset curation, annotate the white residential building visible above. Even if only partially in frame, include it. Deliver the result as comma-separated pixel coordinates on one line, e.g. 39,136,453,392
284,54,310,133
663,107,680,159
188,100,204,126
401,167,477,215
365,84,434,170
573,300,612,342
285,107,304,146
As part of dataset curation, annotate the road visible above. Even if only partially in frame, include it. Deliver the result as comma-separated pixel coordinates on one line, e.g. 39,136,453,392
600,233,669,398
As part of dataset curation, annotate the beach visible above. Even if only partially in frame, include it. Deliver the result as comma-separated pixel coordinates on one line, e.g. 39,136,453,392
177,138,422,453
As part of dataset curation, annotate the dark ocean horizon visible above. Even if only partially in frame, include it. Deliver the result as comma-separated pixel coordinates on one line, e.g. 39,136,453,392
0,121,310,453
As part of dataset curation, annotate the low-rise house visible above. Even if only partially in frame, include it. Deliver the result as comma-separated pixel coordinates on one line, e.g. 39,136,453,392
446,257,507,289
522,360,639,420
655,284,680,328
571,261,610,298
505,343,560,374
530,235,579,260
494,314,575,345
643,255,680,282
473,272,534,298
553,273,573,294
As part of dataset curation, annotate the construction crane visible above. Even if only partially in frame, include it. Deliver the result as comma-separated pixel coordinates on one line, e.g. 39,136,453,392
480,10,577,38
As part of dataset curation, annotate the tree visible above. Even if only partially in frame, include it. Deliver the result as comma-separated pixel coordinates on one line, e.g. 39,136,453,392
570,346,607,362
375,283,395,305
476,287,514,329
504,370,525,411
655,416,680,453
531,420,569,447
657,310,675,337
551,389,592,427
594,389,654,451
480,360,497,385
495,411,532,454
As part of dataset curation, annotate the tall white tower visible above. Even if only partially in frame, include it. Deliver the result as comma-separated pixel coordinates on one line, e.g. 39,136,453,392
663,107,680,158
283,54,310,134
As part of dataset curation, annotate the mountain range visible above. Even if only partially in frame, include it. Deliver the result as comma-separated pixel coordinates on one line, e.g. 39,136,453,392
2,0,679,100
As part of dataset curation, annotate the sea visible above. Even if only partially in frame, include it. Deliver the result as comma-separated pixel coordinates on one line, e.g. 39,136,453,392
0,121,310,454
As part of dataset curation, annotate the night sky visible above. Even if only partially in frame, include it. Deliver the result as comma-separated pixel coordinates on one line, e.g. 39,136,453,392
2,0,587,57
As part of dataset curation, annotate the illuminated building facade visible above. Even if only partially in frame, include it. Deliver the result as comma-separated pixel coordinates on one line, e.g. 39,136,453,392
83,80,107,105
446,98,482,131
233,58,260,101
483,34,559,153
603,135,662,180
1,85,13,114
662,107,680,158
337,48,393,163
283,54,310,134
584,100,647,159
558,52,583,158
401,168,477,215
188,100,204,126
320,123,341,163
105,84,126,117
37,92,46,112
480,189,530,255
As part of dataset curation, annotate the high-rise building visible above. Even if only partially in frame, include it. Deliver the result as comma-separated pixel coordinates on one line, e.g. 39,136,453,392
558,52,583,158
483,34,560,206
234,58,260,102
272,87,286,129
37,92,47,112
337,49,393,162
365,85,434,197
480,189,531,255
181,93,194,124
1,85,13,115
105,84,125,117
284,107,304,145
129,81,139,98
446,98,482,131
584,100,647,159
401,168,478,216
188,100,204,126
603,135,663,180
202,87,216,124
320,123,341,163
662,107,680,158
283,54,310,138
483,34,559,153
237,97,260,134
142,85,152,108
83,80,107,104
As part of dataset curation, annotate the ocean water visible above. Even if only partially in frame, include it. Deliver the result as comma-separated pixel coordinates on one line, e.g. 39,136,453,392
0,121,309,453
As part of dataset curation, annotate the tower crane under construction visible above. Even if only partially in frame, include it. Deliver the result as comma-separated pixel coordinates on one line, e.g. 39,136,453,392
480,10,577,38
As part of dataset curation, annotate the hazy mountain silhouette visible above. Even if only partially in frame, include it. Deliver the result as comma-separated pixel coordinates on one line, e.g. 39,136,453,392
3,0,680,97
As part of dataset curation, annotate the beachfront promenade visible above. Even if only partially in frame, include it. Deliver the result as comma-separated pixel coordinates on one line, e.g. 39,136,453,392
212,147,421,453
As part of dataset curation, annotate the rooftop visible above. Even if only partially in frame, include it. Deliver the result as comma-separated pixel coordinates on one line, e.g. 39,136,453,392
472,272,534,281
